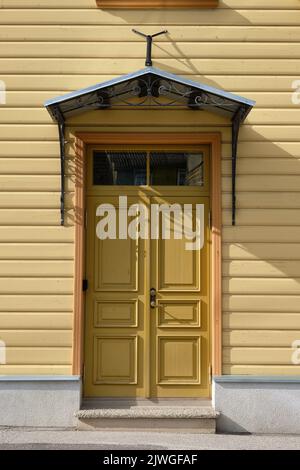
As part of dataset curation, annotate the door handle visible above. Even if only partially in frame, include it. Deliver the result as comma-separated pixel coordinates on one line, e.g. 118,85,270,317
150,288,158,308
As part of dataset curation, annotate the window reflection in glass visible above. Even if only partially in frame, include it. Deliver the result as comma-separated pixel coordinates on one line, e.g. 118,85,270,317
150,153,204,186
93,151,204,186
93,152,147,185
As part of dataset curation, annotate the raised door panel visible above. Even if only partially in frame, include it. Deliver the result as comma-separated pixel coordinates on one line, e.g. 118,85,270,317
94,335,137,384
157,336,201,385
158,237,200,291
95,235,138,292
94,300,138,328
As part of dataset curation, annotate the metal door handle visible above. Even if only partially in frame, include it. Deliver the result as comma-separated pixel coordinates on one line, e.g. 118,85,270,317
150,288,157,308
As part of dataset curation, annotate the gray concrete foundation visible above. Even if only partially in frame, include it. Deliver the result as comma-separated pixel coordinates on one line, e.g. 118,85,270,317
214,376,300,434
0,376,81,428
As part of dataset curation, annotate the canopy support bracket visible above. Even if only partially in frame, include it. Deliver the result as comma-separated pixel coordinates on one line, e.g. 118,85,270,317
231,106,247,226
54,107,66,226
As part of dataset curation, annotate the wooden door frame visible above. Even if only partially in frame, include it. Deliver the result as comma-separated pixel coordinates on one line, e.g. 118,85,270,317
72,132,222,378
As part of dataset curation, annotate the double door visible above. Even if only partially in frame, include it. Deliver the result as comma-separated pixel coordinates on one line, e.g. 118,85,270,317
84,187,210,398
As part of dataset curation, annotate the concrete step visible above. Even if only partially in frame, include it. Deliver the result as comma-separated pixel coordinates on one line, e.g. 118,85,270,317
75,403,219,433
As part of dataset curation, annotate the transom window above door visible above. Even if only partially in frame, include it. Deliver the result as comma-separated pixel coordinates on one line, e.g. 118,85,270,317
93,151,205,186
96,0,218,9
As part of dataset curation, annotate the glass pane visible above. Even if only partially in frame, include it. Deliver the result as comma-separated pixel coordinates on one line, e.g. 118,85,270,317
93,152,147,185
150,152,204,186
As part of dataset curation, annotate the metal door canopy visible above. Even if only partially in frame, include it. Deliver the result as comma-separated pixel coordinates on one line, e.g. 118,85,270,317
45,66,255,121
44,67,255,226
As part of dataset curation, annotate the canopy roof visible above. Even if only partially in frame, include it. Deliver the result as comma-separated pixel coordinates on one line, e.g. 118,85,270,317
44,66,255,227
45,66,255,123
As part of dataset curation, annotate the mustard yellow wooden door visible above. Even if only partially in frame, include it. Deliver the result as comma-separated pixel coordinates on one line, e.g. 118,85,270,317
150,195,210,398
84,191,210,398
84,195,147,397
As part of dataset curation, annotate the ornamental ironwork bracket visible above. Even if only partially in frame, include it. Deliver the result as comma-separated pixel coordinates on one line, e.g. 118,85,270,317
231,106,248,226
52,106,66,226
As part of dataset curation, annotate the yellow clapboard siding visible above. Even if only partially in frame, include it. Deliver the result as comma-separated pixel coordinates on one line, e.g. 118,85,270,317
223,209,300,226
0,330,72,346
0,209,74,226
1,10,300,26
222,243,300,260
2,124,300,143
222,193,300,209
222,142,300,158
1,26,300,43
246,110,300,125
0,278,73,294
238,127,300,141
0,158,60,174
3,0,300,8
2,75,298,92
222,176,300,192
223,365,300,375
223,313,300,330
222,0,300,7
223,295,300,312
245,94,298,109
0,261,73,277
223,159,300,176
2,0,300,8
0,126,58,140
1,58,300,75
223,330,300,347
3,42,300,59
0,125,229,141
223,227,300,243
223,261,300,278
223,348,295,365
0,176,74,191
0,313,72,330
0,110,53,124
0,142,59,157
0,365,72,375
2,124,300,144
4,347,72,365
0,226,74,243
1,0,96,6
0,243,73,259
0,192,74,209
0,109,228,125
0,296,73,312
223,278,300,295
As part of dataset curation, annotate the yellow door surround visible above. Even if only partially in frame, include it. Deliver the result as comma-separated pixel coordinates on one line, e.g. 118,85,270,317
72,133,222,394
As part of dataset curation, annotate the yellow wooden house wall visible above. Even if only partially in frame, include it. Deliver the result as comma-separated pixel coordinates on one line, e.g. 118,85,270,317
0,0,300,376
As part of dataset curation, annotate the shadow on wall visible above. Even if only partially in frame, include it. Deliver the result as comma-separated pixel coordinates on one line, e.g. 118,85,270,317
97,7,253,77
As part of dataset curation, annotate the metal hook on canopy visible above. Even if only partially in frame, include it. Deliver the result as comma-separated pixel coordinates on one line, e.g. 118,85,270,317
132,29,168,67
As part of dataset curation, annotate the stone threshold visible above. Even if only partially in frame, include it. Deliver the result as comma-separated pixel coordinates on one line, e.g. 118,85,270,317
75,400,218,433
75,407,218,420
